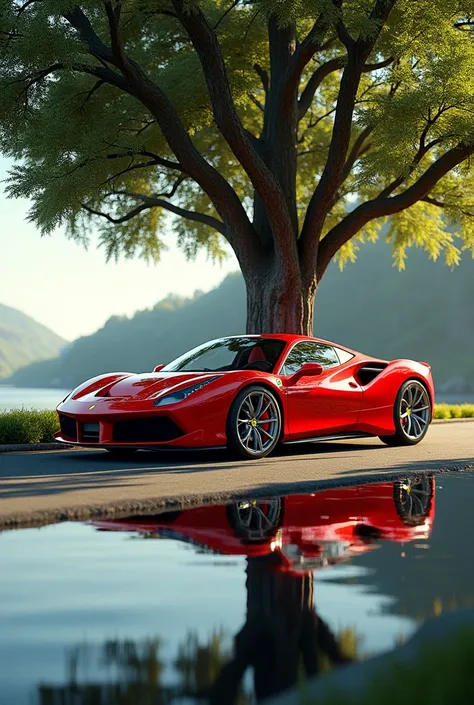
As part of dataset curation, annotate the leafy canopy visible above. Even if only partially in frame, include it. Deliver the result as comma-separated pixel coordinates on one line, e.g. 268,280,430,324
2,0,474,274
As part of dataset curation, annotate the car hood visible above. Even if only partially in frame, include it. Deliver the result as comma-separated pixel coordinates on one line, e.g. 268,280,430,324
95,372,221,401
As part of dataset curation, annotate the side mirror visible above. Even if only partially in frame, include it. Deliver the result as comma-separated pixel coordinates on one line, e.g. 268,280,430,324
286,362,323,386
153,364,165,373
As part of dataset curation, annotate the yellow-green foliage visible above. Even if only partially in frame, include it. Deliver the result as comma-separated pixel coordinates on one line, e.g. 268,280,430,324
2,0,474,271
433,404,474,419
0,410,59,445
315,627,474,705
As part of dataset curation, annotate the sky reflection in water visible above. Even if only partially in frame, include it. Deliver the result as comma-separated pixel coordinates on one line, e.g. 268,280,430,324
1,471,473,704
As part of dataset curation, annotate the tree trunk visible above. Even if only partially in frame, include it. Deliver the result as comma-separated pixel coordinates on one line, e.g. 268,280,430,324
245,268,316,336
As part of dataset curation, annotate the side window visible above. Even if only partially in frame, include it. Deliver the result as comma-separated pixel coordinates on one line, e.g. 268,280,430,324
334,347,355,365
282,342,340,375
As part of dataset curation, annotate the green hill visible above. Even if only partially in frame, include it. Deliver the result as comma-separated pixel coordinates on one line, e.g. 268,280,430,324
6,239,474,391
0,304,66,379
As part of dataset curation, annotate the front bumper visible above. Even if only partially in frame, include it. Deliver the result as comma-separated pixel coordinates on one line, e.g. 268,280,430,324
56,394,227,449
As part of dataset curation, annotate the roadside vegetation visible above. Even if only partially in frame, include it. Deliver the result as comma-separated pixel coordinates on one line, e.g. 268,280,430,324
309,626,474,705
1,405,473,446
0,410,59,445
433,404,474,419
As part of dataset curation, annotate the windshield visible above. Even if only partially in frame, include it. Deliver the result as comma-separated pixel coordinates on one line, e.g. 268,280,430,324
162,337,286,373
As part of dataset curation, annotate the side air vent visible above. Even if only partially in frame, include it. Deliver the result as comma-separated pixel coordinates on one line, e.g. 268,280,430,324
59,414,77,441
356,363,388,386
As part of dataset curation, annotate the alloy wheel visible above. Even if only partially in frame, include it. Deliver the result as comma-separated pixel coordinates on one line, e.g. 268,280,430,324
399,382,431,441
236,390,280,456
228,497,282,540
394,476,433,524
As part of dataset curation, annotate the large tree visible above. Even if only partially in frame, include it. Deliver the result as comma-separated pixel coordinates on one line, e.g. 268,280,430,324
2,0,474,333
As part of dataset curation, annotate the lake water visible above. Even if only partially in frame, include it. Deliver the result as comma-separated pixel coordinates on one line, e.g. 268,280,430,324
0,386,71,412
1,471,473,704
1,386,474,413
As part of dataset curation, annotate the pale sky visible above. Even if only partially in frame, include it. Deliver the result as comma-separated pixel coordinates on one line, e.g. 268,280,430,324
0,157,238,341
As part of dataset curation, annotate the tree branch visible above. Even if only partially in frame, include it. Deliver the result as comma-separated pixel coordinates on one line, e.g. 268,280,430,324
340,125,373,183
17,0,42,15
64,7,117,65
298,55,393,122
286,14,330,92
214,0,240,30
83,193,228,236
299,0,397,277
422,195,474,217
171,0,298,266
63,5,260,268
316,142,474,278
298,57,345,121
77,78,105,110
253,63,269,92
82,201,149,224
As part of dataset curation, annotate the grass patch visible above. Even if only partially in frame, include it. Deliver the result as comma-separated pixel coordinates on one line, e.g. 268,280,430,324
313,626,474,705
0,409,59,445
433,404,474,419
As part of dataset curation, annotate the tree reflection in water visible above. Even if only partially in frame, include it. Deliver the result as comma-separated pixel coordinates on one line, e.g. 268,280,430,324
37,555,357,705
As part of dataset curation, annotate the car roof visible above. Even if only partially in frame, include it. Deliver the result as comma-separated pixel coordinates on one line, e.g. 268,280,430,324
221,333,355,351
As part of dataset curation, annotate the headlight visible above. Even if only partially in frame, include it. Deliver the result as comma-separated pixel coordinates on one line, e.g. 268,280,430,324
153,376,220,406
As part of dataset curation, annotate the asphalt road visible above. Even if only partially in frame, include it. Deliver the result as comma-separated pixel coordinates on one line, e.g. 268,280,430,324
1,421,473,527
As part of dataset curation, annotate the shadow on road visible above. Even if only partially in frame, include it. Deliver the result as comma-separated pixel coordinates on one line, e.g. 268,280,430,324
1,438,473,503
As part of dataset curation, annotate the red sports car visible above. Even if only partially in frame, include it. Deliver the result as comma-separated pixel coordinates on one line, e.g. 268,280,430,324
56,334,434,459
91,476,436,572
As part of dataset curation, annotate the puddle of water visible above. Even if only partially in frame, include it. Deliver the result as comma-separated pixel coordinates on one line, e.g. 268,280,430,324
1,472,474,704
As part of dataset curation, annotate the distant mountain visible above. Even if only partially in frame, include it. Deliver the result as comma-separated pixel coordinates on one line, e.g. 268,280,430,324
7,239,474,391
0,304,66,379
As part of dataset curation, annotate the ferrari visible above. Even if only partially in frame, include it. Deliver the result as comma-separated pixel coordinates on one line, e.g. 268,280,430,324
56,334,434,459
92,476,436,571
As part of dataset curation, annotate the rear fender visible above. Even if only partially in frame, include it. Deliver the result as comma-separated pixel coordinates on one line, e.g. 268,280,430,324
357,360,434,435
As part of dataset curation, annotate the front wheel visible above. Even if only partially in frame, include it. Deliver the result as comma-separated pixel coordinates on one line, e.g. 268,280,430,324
226,497,282,542
379,379,431,447
227,385,282,460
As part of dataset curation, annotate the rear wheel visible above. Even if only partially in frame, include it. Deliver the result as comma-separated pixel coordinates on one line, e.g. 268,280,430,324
226,385,281,460
379,380,431,446
393,476,433,525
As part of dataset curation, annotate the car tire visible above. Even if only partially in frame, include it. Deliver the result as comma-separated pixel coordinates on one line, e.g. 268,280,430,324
379,379,432,447
227,385,282,460
393,476,433,525
226,497,282,542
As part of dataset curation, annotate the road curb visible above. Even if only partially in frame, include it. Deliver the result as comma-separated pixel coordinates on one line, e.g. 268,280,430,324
0,417,472,453
431,417,474,424
0,442,76,453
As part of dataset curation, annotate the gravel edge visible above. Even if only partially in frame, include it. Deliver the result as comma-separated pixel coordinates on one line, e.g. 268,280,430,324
0,417,472,453
0,442,76,453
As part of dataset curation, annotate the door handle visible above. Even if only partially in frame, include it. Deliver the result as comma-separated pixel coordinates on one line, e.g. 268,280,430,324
348,381,358,388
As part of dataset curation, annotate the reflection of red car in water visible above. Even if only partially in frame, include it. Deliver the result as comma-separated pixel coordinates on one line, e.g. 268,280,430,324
92,476,435,572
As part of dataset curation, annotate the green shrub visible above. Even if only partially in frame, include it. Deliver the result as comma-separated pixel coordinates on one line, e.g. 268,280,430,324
449,405,463,419
0,409,59,444
433,404,474,419
433,404,451,419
